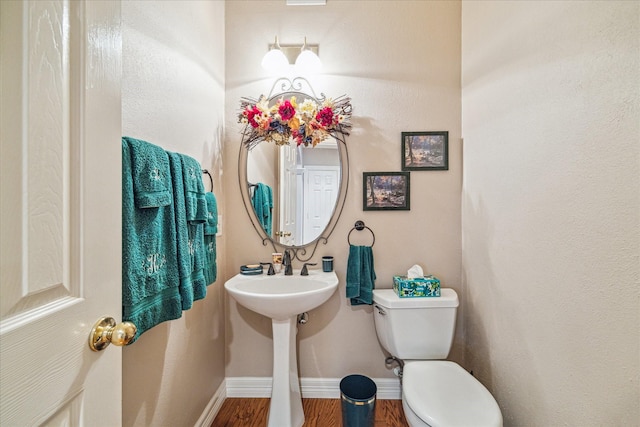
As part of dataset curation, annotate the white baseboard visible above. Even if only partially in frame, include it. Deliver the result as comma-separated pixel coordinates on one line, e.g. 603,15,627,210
197,376,401,424
225,376,402,400
194,379,227,427
225,377,273,398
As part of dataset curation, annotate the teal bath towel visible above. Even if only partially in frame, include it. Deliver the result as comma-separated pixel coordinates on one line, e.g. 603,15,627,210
179,155,207,302
251,183,273,236
204,192,218,285
346,245,376,305
122,138,182,342
167,152,196,310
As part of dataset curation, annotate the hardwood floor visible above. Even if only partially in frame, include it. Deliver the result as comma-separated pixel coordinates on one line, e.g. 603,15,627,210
211,398,409,427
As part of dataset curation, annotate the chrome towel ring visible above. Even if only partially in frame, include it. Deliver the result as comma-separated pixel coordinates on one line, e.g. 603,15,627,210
347,220,375,247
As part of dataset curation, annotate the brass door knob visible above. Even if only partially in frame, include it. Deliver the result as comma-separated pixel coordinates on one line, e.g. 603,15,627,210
89,316,137,351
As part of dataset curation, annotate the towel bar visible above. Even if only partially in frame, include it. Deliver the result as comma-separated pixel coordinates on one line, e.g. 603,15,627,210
202,169,213,192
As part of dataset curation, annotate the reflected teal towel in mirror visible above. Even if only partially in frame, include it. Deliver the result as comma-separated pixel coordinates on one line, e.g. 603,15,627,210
346,244,376,305
251,183,273,236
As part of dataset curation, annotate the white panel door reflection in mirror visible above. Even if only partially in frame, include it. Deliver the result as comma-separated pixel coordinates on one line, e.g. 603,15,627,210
0,1,122,425
303,167,339,243
278,143,297,246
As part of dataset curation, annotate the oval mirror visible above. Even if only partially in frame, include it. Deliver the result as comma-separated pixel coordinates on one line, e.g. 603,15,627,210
237,79,351,261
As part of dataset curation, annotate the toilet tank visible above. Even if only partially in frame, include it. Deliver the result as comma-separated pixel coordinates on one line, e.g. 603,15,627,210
372,288,459,360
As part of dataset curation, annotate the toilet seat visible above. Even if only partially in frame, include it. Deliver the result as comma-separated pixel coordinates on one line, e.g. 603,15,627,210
403,361,502,427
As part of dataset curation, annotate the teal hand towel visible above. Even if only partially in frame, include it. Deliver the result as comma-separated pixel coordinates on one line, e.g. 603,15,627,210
122,138,182,343
167,152,196,310
251,183,273,236
346,244,376,305
179,155,207,302
180,155,208,224
189,224,207,301
204,191,218,235
204,192,218,285
123,136,172,208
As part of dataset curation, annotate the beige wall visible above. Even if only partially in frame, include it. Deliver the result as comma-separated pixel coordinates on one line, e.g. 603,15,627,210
114,1,639,425
224,1,463,379
121,1,226,426
461,1,639,426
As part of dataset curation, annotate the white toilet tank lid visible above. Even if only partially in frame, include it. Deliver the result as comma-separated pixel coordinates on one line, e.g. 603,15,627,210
403,361,502,427
372,288,458,309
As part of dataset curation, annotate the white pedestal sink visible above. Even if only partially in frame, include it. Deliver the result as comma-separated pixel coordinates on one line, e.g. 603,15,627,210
225,270,338,427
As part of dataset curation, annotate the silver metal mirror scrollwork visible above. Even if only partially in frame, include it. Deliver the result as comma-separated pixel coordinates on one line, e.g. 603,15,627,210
237,77,352,262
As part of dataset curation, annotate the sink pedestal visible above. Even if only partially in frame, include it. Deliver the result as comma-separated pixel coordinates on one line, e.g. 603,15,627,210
269,316,304,427
224,271,339,427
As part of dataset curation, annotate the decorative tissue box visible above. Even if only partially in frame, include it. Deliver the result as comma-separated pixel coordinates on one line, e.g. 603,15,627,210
393,275,441,298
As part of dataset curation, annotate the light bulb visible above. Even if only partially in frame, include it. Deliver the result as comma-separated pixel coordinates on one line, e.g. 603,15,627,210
261,49,289,73
261,36,289,74
295,49,321,74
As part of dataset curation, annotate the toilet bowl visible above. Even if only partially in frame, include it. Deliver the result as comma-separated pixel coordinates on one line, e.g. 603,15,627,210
372,288,502,427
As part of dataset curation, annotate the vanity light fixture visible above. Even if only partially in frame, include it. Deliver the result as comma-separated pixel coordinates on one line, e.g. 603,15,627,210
262,36,321,74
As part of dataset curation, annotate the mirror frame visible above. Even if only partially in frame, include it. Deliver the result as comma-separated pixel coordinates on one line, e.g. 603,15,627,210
237,78,350,262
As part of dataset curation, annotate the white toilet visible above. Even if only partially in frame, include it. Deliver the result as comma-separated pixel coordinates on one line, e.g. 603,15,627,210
372,288,503,427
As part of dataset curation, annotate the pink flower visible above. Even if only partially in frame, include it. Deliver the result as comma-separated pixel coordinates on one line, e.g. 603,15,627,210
316,107,334,128
278,100,296,121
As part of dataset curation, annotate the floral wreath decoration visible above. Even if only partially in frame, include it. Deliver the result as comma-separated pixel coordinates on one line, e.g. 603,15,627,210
238,94,352,150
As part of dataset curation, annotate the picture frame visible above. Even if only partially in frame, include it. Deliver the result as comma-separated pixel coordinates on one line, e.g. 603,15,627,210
401,131,449,171
363,172,410,211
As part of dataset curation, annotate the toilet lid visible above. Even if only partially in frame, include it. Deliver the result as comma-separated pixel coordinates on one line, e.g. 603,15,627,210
403,361,502,427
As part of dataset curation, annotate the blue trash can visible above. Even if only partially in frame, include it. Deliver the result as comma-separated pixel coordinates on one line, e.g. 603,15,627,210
340,374,376,427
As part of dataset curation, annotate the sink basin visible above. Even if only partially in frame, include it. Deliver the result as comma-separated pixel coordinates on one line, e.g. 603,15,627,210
224,270,338,320
225,270,339,427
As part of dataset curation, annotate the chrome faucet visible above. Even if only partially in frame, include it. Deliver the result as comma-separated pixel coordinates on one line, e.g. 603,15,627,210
283,250,293,276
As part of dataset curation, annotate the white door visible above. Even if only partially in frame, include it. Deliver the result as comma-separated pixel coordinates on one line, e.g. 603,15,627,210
303,167,339,243
0,1,122,425
278,144,297,246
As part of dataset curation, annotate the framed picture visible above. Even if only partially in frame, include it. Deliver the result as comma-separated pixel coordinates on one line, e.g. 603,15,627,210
401,131,448,171
363,172,410,211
